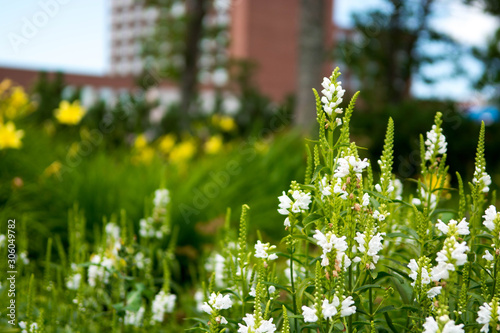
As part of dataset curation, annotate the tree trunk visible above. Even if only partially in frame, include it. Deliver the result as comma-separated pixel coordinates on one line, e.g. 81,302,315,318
180,0,207,127
295,0,326,129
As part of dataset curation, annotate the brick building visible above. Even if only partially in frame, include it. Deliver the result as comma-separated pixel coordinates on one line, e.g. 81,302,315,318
0,0,336,109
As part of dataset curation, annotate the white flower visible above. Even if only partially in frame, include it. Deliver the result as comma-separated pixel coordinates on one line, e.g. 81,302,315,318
334,156,369,179
423,317,439,333
431,236,468,281
408,259,431,287
340,296,356,317
442,320,465,333
205,253,226,288
477,302,493,333
483,250,494,261
125,306,145,327
375,184,382,192
19,251,29,265
291,190,312,213
483,205,498,232
153,188,170,207
320,176,332,197
333,178,348,200
151,290,176,323
302,305,318,322
66,273,82,290
354,231,385,268
450,240,469,266
19,321,38,333
373,210,390,222
278,192,293,215
105,222,120,240
268,285,276,294
436,218,470,236
254,240,278,260
424,124,447,160
195,290,205,312
423,315,464,333
430,261,454,282
278,190,311,215
427,286,442,298
88,254,113,286
473,171,492,193
0,234,5,248
237,313,276,333
322,296,340,319
362,193,370,206
284,217,291,227
202,292,233,316
313,230,350,268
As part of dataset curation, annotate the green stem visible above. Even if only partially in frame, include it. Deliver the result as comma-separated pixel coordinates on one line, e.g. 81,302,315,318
290,246,299,332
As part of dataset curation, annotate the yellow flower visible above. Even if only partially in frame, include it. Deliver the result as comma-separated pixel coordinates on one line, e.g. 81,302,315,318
170,140,197,163
424,173,451,199
212,114,237,132
204,135,223,155
134,134,148,149
219,116,237,132
0,121,24,149
132,146,156,165
0,79,12,95
43,161,63,178
158,134,176,155
54,100,86,125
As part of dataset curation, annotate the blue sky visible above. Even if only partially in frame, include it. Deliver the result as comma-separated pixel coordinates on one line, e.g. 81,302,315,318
0,0,108,74
0,0,498,100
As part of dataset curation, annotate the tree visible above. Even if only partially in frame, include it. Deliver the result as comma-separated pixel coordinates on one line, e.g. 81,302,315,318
466,0,500,104
337,0,460,110
142,0,231,128
295,0,326,128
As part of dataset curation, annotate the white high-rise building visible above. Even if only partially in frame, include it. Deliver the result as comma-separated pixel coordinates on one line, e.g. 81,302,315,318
109,0,157,76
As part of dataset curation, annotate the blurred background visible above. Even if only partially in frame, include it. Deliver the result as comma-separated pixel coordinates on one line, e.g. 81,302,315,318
0,0,499,261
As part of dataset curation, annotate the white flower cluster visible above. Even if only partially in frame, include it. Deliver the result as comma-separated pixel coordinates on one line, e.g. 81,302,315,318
313,230,350,268
412,188,437,210
424,124,447,160
375,178,403,200
334,156,369,179
430,236,469,282
278,190,311,227
254,240,278,261
66,263,82,290
140,189,171,239
373,210,390,222
205,253,226,288
19,321,38,333
88,254,114,287
133,251,150,270
473,169,492,193
105,222,121,255
201,292,233,316
423,315,464,333
320,176,332,198
353,231,385,269
407,259,442,298
477,299,500,333
237,313,276,333
320,76,345,117
125,306,145,327
151,290,176,323
483,205,499,232
436,218,469,237
302,296,356,322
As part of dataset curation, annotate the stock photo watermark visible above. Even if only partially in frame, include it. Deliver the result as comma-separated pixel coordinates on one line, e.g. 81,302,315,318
6,219,17,326
8,0,73,53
